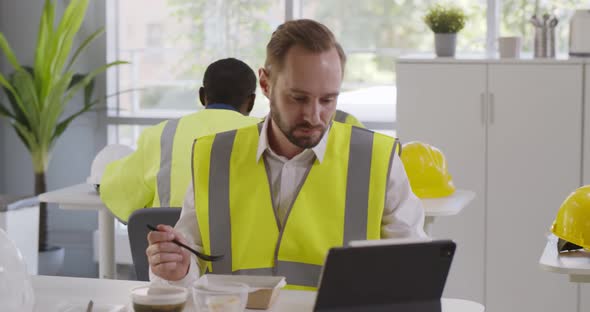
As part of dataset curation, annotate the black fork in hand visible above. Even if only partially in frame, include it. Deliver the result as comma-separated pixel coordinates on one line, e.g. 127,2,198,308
146,224,224,262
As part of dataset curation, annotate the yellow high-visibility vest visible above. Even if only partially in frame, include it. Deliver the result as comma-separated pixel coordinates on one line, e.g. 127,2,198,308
334,109,365,128
100,109,260,222
192,122,399,290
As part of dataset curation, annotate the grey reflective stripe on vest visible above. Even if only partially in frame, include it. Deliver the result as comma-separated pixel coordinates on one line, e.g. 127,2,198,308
334,110,348,123
276,261,323,287
234,267,273,276
233,262,321,287
386,139,399,208
209,130,238,273
157,118,180,207
206,125,375,287
235,262,320,287
343,127,374,244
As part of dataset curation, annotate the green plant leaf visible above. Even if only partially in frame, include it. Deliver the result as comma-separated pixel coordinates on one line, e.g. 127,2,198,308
66,27,104,72
2,86,28,125
424,4,466,34
52,103,92,142
49,0,90,82
2,87,27,123
63,61,128,106
34,0,55,91
0,101,15,118
68,73,86,90
39,72,73,146
52,87,135,141
0,72,27,120
12,121,37,153
83,76,95,106
11,69,41,130
0,33,22,71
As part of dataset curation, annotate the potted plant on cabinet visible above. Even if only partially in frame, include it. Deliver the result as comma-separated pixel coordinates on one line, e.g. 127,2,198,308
0,0,126,273
424,3,467,57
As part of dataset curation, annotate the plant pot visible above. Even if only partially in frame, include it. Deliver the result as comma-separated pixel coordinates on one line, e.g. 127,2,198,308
38,245,64,275
435,33,457,57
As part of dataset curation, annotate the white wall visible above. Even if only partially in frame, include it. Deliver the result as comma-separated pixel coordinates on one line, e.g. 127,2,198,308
0,0,108,277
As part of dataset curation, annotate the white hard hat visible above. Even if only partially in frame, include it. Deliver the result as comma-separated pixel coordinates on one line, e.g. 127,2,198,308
87,144,134,186
0,229,34,312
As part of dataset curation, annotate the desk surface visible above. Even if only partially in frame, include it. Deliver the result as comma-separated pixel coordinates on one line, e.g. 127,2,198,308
38,183,103,209
38,184,475,217
32,275,484,312
422,189,475,216
539,234,590,276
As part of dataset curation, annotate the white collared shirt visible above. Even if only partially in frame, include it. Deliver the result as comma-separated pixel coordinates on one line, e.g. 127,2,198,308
151,117,427,286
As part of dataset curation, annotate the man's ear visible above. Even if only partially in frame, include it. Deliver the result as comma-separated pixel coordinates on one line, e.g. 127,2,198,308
259,68,271,99
199,87,206,107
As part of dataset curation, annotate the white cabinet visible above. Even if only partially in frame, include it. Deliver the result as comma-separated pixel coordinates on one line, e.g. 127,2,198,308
397,59,584,312
0,204,39,275
397,64,487,303
582,64,590,312
486,64,581,312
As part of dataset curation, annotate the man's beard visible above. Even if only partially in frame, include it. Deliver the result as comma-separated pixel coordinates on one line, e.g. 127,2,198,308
269,97,326,149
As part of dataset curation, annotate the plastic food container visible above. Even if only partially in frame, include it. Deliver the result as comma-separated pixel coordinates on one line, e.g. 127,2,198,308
195,275,286,310
193,281,249,312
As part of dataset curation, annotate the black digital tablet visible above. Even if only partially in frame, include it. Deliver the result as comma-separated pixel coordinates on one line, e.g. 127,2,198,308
313,240,456,312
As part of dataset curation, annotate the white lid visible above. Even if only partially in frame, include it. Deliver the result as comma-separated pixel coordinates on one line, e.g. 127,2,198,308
131,285,188,305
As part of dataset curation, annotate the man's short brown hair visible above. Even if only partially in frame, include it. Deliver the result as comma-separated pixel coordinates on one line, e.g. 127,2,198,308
264,19,346,80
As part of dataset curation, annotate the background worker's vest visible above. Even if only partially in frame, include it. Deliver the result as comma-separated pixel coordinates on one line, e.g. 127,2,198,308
100,109,260,222
334,109,365,128
192,122,399,290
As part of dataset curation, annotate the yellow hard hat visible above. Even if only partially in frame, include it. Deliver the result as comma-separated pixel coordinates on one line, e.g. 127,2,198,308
400,141,455,198
551,185,590,252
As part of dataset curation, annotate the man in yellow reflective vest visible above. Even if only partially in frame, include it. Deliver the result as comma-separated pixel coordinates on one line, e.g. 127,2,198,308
100,58,261,222
147,20,426,289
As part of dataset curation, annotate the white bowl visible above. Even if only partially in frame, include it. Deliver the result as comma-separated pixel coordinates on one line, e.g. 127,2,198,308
130,285,188,312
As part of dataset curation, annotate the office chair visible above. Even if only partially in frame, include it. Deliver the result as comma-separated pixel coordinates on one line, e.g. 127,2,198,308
127,207,181,281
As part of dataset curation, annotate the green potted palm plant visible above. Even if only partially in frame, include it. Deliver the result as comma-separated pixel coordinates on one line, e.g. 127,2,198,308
424,4,467,57
0,0,126,272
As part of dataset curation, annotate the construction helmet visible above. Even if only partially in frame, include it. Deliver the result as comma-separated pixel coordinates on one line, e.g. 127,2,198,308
87,144,134,191
400,141,455,198
551,185,590,252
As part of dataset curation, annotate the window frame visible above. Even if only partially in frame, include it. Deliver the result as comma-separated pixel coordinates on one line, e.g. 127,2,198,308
105,0,499,142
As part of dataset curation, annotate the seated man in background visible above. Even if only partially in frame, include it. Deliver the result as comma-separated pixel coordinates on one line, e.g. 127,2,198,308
100,58,261,223
147,19,425,289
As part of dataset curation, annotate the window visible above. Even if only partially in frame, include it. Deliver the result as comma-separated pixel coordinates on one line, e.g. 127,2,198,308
107,0,285,144
107,0,587,144
146,23,164,48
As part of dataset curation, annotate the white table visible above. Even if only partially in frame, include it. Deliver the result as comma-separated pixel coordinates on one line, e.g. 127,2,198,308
31,275,485,312
38,184,475,280
422,189,475,234
539,234,590,283
38,184,115,279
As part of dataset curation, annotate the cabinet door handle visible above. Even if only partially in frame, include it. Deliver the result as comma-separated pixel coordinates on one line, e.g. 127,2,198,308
488,93,495,124
480,93,487,125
